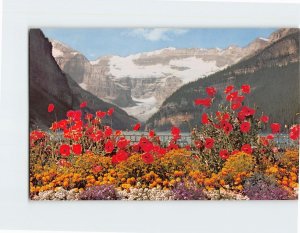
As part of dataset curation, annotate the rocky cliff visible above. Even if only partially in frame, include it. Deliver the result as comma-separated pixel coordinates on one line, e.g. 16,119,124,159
29,29,137,130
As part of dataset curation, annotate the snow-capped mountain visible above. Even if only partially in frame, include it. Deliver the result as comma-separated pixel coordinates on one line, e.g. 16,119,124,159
50,37,269,121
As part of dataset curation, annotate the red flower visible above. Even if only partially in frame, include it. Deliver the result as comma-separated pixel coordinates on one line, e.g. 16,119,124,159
201,113,209,124
141,152,154,164
241,84,251,94
194,98,212,107
241,144,252,154
133,123,141,131
206,86,217,97
96,111,106,118
104,126,113,137
185,145,191,150
48,103,55,113
104,140,114,153
85,113,93,120
67,110,75,118
237,111,246,121
107,107,114,116
231,101,242,110
226,91,238,102
92,165,102,173
171,126,181,136
60,144,71,157
204,138,214,149
289,124,300,141
80,101,87,108
117,138,130,149
267,134,274,140
240,106,255,117
140,141,154,152
260,115,269,123
149,130,155,138
240,121,251,133
224,85,234,94
270,123,281,134
223,121,233,135
72,144,82,155
113,150,128,163
219,149,230,160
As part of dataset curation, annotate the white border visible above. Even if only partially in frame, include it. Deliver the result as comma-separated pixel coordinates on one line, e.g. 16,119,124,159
0,1,299,233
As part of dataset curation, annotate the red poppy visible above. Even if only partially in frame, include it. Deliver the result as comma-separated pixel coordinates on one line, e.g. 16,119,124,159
85,113,93,120
240,121,251,133
96,111,106,118
241,84,251,94
267,134,274,140
142,152,154,164
72,144,82,155
67,110,75,118
73,110,82,121
167,141,179,151
219,149,230,160
92,165,102,173
91,130,103,142
117,138,130,149
115,130,122,136
133,123,141,131
260,137,269,146
241,144,252,154
194,98,212,107
206,86,217,97
224,85,234,94
201,113,209,124
158,147,167,157
104,126,113,137
223,121,233,135
270,123,281,134
107,107,114,116
204,138,214,149
140,141,154,152
60,144,71,157
231,101,242,110
240,106,255,117
260,115,269,123
80,101,87,108
289,124,300,140
185,145,191,150
237,111,246,121
48,103,55,113
171,126,181,136
114,150,128,163
236,95,245,102
149,130,155,138
104,140,114,153
226,91,238,102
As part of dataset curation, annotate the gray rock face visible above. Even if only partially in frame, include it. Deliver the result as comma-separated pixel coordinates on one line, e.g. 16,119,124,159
50,33,271,121
29,30,137,130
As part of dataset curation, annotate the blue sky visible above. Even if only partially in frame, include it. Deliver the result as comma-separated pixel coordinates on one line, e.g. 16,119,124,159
42,28,277,60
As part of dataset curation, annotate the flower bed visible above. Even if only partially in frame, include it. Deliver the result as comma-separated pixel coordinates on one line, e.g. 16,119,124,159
29,84,299,200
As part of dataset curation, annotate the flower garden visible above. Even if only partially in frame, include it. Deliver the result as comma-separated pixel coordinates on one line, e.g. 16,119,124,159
30,84,299,200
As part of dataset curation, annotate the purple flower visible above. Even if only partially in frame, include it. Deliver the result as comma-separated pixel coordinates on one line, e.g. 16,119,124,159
79,185,117,200
172,182,206,200
243,174,291,200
